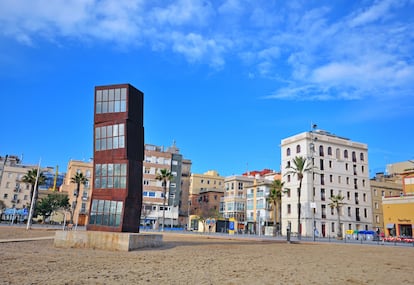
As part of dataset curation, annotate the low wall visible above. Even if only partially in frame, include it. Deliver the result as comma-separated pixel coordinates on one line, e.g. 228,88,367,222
54,231,163,251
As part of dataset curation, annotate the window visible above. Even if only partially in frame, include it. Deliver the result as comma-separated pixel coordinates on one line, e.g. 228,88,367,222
95,163,127,189
352,151,357,162
338,176,341,183
321,205,326,219
319,145,324,156
321,189,325,201
287,148,291,156
89,199,123,227
347,207,351,216
3,193,8,199
364,208,367,218
374,202,378,209
376,215,380,223
328,147,332,156
363,193,366,202
329,175,333,183
320,174,325,185
345,163,348,171
286,161,291,168
320,159,324,170
287,204,291,214
374,189,377,196
331,223,335,232
360,153,364,161
287,175,291,182
5,182,10,188
336,148,341,159
329,161,332,168
286,188,291,198
296,145,301,153
330,189,334,197
344,150,348,159
96,88,127,114
238,182,243,190
95,123,125,151
361,165,365,173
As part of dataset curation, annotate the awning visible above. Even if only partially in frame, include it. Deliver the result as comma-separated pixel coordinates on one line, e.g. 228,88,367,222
386,223,395,229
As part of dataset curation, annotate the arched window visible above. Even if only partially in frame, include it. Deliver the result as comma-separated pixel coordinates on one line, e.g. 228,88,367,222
286,148,291,156
352,151,357,162
296,145,301,153
327,147,332,156
360,153,364,161
319,145,324,156
336,148,341,159
344,150,348,159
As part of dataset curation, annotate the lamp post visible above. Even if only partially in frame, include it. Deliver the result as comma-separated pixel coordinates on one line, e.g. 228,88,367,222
187,200,191,231
26,159,41,230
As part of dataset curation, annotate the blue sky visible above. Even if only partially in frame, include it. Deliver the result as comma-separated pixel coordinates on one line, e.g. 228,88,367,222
0,0,413,177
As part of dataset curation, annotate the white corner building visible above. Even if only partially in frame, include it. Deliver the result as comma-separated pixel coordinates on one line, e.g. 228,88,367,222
281,129,372,238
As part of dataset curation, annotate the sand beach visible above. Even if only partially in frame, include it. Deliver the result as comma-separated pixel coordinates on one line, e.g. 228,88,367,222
0,226,412,285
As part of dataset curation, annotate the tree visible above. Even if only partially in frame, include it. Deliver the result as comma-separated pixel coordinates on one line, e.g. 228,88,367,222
70,171,88,224
267,179,284,236
36,193,69,223
155,169,173,231
22,168,46,210
329,194,345,239
285,156,313,238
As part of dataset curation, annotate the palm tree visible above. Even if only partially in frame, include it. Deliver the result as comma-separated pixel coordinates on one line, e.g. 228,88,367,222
156,169,173,231
285,156,313,239
70,171,88,224
267,179,284,236
329,194,345,239
22,168,46,210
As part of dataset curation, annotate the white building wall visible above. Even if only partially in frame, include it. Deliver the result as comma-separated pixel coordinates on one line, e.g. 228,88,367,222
281,130,372,238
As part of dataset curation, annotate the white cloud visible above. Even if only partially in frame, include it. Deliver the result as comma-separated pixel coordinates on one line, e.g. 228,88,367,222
0,0,413,98
151,0,213,27
348,0,394,28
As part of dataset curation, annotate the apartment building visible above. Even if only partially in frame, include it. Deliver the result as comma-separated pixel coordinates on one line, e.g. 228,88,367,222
221,175,254,224
370,172,402,233
0,155,63,209
188,170,224,229
281,129,372,238
142,143,190,228
60,159,93,226
245,177,275,234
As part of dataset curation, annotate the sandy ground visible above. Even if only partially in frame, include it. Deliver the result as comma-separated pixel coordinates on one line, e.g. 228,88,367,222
0,226,413,285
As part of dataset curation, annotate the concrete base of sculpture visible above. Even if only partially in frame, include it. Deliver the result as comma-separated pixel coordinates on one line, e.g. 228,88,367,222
54,230,163,251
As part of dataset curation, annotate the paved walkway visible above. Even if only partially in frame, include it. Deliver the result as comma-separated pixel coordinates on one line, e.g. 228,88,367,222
0,236,55,243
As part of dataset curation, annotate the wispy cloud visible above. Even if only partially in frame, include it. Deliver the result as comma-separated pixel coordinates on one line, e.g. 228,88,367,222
0,0,413,101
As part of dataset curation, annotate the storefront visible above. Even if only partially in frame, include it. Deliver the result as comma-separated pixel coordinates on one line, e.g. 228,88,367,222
383,195,414,237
